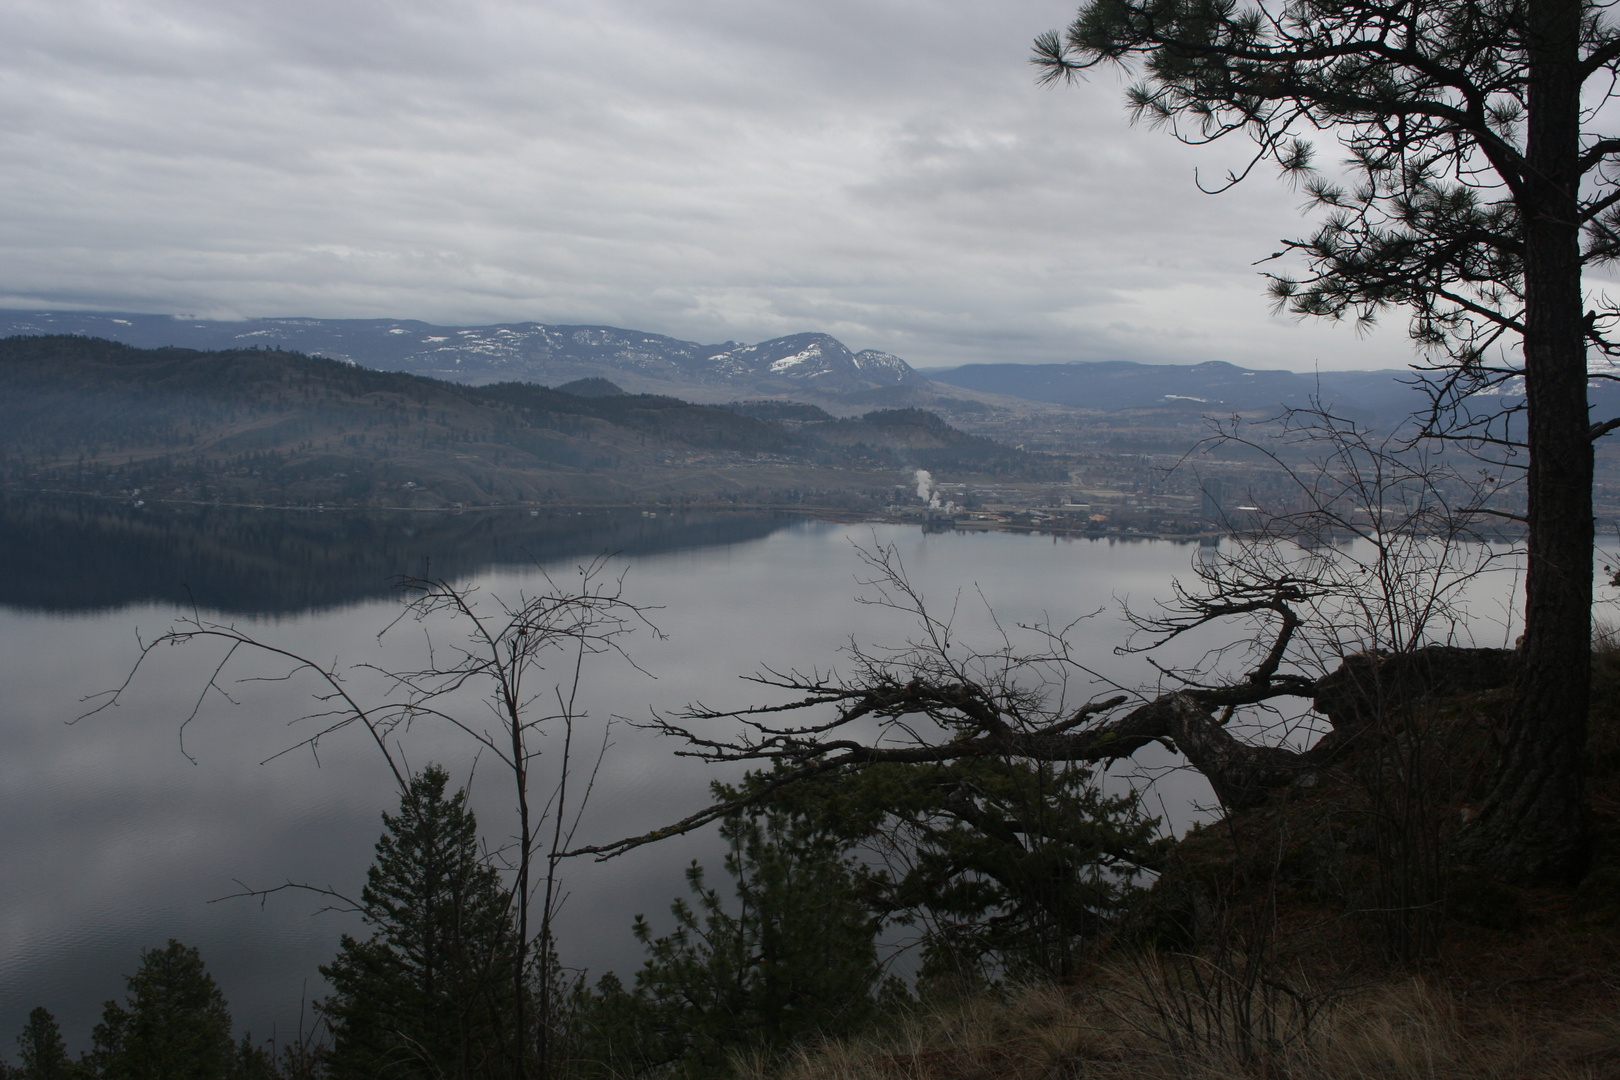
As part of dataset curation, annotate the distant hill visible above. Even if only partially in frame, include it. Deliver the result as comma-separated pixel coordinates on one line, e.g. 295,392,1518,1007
16,309,1594,434
0,311,929,404
921,359,1425,420
0,335,1059,508
926,359,1620,433
923,358,1620,439
555,377,628,398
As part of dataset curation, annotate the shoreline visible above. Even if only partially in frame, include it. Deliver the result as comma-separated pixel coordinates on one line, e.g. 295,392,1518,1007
0,486,1529,545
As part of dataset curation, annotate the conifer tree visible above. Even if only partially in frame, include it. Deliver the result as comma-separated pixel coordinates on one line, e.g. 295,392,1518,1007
90,941,234,1080
770,758,1161,984
569,808,887,1079
319,765,519,1080
1035,0,1620,879
14,1007,76,1080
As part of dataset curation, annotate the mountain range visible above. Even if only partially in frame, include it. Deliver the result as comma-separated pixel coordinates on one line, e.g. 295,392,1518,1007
0,311,925,402
0,335,1059,509
6,309,1600,428
919,359,1426,417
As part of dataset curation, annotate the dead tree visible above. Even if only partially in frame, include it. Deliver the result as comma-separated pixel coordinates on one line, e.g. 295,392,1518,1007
571,415,1516,869
83,556,658,1080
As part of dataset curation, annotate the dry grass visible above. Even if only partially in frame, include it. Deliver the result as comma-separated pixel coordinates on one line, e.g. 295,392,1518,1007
544,644,1618,1080
739,968,1620,1080
732,640,1620,1080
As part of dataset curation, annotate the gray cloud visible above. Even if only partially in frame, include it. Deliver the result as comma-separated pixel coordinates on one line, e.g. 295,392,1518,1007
0,0,1461,369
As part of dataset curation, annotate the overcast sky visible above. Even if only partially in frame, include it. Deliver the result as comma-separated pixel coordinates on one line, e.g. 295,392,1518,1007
1,0,1479,370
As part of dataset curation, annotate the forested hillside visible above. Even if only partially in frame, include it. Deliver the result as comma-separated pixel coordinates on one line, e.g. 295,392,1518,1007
0,312,932,401
0,336,1062,508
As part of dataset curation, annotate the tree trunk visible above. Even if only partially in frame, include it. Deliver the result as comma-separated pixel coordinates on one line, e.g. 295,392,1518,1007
1463,0,1592,881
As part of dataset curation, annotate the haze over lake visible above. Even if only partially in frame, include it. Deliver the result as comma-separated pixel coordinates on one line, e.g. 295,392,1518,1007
0,498,1526,1049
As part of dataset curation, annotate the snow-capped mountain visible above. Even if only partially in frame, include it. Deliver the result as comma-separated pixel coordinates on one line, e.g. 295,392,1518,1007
707,333,926,392
0,311,926,400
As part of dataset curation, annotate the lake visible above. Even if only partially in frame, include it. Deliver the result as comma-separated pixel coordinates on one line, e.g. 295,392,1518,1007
0,496,1524,1052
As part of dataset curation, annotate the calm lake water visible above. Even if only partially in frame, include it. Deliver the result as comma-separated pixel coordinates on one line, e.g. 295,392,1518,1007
0,496,1525,1052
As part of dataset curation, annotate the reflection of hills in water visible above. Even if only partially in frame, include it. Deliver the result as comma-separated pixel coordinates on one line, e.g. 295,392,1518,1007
0,496,795,614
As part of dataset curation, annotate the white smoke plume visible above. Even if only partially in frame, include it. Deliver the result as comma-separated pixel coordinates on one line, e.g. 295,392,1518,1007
914,469,940,508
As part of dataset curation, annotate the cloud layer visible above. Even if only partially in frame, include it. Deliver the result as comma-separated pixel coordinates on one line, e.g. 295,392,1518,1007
1,0,1444,369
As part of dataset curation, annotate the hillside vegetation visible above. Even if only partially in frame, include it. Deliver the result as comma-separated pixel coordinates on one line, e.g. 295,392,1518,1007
727,643,1620,1080
0,336,1063,508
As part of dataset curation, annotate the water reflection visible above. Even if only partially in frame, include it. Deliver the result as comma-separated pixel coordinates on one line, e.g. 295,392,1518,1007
0,503,1233,1054
0,494,796,614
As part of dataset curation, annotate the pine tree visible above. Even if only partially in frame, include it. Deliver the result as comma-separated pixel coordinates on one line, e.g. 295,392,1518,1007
1035,0,1620,880
14,1007,77,1080
225,1034,278,1080
319,765,519,1080
90,941,235,1080
570,808,888,1079
799,758,1161,984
